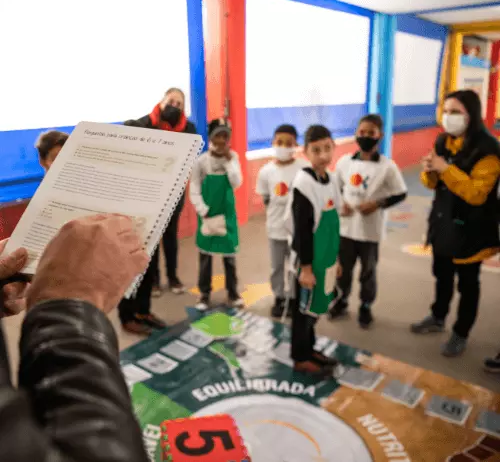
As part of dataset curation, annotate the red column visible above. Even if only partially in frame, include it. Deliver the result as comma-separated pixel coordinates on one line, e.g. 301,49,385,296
486,41,500,129
204,0,248,225
226,0,248,225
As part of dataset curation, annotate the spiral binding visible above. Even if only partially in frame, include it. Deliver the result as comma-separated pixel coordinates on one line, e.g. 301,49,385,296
126,138,204,298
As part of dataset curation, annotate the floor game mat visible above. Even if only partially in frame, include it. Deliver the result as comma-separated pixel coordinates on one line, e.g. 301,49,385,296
120,309,500,462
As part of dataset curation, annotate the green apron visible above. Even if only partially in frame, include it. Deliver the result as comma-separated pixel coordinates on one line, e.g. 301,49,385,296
301,207,340,316
196,165,239,255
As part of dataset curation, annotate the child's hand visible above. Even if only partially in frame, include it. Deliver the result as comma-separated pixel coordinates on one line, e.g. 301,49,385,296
299,266,316,290
341,202,354,217
358,201,379,215
336,264,342,278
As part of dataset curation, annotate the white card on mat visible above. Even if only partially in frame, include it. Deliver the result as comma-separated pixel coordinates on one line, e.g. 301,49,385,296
2,121,203,297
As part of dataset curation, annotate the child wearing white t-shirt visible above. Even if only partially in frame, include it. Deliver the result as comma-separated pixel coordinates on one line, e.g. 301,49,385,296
329,114,407,329
256,125,308,317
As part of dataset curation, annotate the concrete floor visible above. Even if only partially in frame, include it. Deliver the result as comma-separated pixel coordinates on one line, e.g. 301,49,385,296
3,168,500,392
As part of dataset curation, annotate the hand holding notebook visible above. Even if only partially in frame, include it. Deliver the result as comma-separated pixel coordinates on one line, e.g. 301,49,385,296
2,121,204,296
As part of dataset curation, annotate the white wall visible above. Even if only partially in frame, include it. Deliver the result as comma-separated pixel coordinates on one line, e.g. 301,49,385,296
0,0,192,131
246,0,370,109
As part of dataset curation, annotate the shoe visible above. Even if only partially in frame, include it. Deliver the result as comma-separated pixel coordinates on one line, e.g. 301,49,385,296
137,314,167,330
312,351,339,367
122,321,152,336
196,294,210,311
169,279,185,295
328,298,348,320
229,294,245,308
441,332,467,357
358,303,374,329
484,353,500,373
152,286,162,298
294,360,333,377
271,298,285,318
410,315,445,334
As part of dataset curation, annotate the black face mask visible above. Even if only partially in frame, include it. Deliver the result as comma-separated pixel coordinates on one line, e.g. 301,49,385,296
160,105,182,126
356,136,379,153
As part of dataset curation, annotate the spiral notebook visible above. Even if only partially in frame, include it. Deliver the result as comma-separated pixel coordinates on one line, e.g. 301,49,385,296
2,121,204,297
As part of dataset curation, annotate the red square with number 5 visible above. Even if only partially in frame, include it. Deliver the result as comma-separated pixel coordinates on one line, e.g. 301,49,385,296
160,414,251,462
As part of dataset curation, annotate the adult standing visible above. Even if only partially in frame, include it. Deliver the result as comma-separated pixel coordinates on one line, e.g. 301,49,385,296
118,88,196,335
411,90,500,357
0,215,149,461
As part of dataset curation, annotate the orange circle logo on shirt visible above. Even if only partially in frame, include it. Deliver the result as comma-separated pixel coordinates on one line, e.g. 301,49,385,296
274,182,289,197
324,198,335,210
350,173,363,187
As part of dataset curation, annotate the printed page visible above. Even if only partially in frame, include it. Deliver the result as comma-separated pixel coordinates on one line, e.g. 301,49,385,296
3,121,203,274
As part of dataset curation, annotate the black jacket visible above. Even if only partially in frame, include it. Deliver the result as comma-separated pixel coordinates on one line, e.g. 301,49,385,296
0,300,148,462
428,130,500,259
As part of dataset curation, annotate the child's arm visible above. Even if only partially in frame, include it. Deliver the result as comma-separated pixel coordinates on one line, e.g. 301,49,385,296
377,161,408,209
292,188,315,288
225,152,243,190
189,156,209,217
256,167,270,206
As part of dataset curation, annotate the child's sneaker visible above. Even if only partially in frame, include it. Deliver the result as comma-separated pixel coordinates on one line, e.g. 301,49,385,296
196,294,210,311
294,360,333,377
327,298,348,320
484,353,500,373
229,294,245,308
271,297,285,318
410,315,445,334
169,279,186,295
312,351,339,367
441,332,467,357
152,285,162,298
358,303,373,329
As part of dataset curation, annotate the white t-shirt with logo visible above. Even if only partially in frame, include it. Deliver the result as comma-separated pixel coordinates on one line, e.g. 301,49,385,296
256,158,309,240
335,154,407,243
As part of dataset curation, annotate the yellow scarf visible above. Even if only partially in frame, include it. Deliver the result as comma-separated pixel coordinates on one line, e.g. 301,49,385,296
445,136,464,155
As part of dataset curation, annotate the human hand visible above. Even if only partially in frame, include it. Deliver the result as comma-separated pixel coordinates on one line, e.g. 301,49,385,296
28,215,149,314
223,150,232,161
424,150,448,173
358,200,379,215
0,240,29,317
299,266,316,290
341,202,354,217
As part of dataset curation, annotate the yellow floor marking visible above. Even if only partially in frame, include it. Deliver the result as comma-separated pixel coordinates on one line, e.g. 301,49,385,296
189,275,272,307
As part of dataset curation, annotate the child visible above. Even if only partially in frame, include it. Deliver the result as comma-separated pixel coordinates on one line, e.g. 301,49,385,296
256,124,308,317
190,118,244,310
35,130,69,171
285,125,342,376
329,114,407,328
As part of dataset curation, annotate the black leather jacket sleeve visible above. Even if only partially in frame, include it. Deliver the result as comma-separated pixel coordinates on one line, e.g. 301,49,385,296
0,300,148,462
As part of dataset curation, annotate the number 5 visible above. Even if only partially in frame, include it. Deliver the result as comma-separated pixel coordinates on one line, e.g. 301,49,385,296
176,430,235,456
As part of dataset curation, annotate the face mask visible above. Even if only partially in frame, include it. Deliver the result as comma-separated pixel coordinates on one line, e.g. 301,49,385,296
442,114,467,136
273,147,295,162
356,136,379,153
160,105,182,126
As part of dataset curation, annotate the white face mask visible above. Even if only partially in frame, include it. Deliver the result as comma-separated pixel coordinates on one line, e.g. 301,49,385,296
273,147,295,162
442,113,468,136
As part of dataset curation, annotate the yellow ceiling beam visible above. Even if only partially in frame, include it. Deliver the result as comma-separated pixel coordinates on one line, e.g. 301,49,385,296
452,21,500,33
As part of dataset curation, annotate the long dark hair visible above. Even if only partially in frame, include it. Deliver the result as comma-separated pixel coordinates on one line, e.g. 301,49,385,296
445,90,485,138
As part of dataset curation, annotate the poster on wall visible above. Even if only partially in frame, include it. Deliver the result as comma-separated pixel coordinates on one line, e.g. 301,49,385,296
459,36,491,119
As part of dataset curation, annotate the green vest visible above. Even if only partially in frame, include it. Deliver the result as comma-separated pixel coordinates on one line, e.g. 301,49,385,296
196,159,239,255
289,170,341,316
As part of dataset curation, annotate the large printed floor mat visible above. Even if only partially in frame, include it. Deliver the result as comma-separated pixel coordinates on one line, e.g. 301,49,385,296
120,309,500,462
